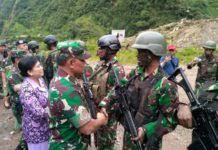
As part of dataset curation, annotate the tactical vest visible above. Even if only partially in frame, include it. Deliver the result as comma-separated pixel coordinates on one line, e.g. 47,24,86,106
91,65,110,103
127,70,163,128
44,50,58,85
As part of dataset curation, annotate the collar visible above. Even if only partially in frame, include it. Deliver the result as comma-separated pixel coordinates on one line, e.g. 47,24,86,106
136,66,160,81
103,57,118,67
57,67,77,83
57,68,69,77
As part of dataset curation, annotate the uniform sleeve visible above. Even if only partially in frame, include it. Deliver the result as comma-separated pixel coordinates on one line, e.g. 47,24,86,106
51,78,91,128
143,79,179,138
8,72,22,89
107,65,125,86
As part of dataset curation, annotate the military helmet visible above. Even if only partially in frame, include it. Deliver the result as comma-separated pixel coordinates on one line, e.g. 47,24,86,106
28,41,39,50
98,34,121,51
44,35,57,45
132,31,167,57
203,40,216,50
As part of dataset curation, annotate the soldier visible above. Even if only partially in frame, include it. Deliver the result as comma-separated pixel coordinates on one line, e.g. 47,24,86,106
0,40,7,98
7,50,28,150
90,34,125,150
28,40,46,66
0,40,12,107
124,31,179,149
7,50,26,129
16,39,29,53
187,40,218,149
28,40,39,54
187,40,218,97
43,35,58,85
48,41,108,150
99,31,180,149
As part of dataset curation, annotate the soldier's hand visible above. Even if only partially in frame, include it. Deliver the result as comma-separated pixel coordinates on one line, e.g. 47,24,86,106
177,104,192,128
131,127,145,142
100,107,108,118
97,112,108,125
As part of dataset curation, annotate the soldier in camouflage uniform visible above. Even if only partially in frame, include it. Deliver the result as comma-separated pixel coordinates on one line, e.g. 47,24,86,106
7,50,26,129
126,31,181,149
101,31,180,149
0,40,7,97
16,40,29,53
187,40,218,150
187,40,218,97
28,40,46,70
89,34,125,150
7,50,28,150
44,35,58,85
48,41,108,150
0,40,12,108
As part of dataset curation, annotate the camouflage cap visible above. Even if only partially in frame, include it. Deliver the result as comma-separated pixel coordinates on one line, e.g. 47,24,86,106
57,40,91,60
11,50,27,58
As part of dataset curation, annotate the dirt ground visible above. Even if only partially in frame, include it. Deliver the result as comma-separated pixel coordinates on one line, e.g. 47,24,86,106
0,65,197,150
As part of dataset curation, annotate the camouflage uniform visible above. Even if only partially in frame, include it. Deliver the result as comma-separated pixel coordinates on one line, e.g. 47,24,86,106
44,50,58,85
49,68,92,150
7,50,26,126
194,54,218,98
100,31,179,149
123,66,179,149
90,58,125,150
7,50,28,150
0,52,5,95
7,66,23,125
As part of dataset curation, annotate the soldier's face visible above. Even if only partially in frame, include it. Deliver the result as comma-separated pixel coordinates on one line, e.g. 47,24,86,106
18,43,28,51
70,58,86,76
97,48,108,60
0,45,6,52
137,49,153,69
28,61,44,78
204,48,213,57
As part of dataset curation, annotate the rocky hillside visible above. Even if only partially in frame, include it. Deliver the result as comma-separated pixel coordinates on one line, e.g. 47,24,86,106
125,19,218,49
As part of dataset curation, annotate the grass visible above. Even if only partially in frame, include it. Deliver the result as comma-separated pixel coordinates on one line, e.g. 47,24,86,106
87,41,204,65
37,38,206,66
176,46,203,64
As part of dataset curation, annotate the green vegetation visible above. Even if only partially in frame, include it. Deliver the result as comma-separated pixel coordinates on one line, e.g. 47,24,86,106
0,0,218,65
0,0,215,40
87,43,203,65
208,0,218,17
176,47,203,64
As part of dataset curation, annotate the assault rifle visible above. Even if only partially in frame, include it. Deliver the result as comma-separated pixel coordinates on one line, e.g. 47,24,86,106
168,68,218,150
111,66,143,150
82,73,98,147
82,73,97,119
